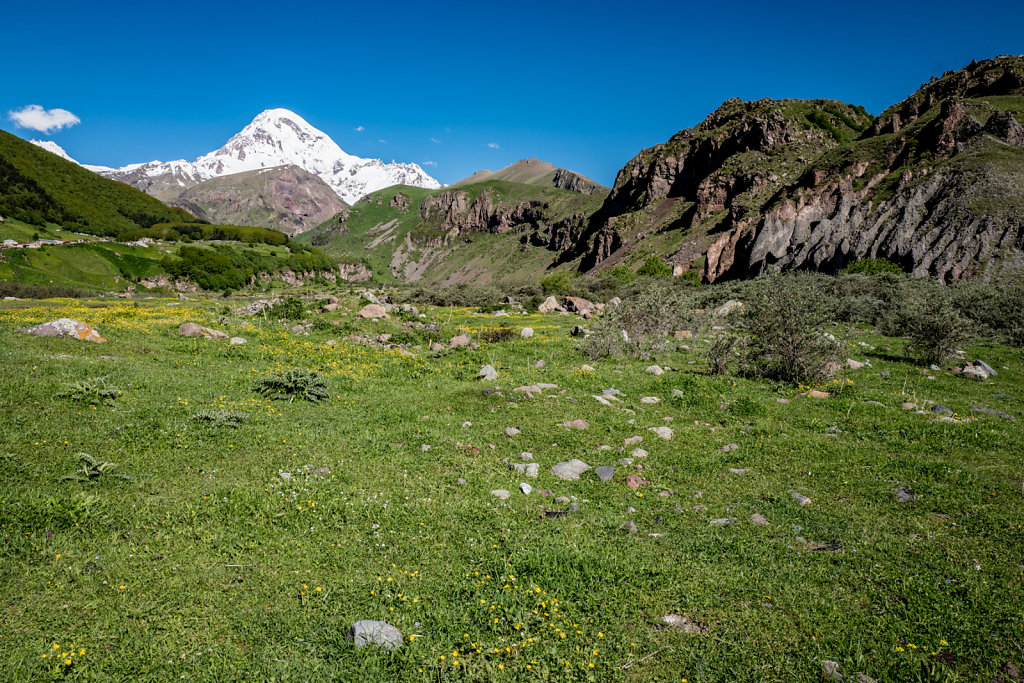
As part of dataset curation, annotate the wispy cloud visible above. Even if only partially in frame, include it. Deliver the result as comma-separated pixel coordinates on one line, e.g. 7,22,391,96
378,139,387,144
429,137,441,144
486,142,500,149
9,105,80,133
422,160,438,167
355,125,365,132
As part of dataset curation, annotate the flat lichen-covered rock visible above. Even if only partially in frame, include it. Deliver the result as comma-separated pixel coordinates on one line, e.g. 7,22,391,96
17,318,106,342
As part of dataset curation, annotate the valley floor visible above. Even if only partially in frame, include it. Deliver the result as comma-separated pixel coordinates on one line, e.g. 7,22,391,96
0,296,1021,681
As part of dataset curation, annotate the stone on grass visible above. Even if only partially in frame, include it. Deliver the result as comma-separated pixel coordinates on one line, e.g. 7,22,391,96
625,474,649,489
622,521,638,533
972,406,1015,421
514,384,543,398
710,517,732,526
847,358,865,370
649,426,673,440
594,466,615,481
975,360,997,376
801,390,830,399
932,405,953,415
537,296,559,313
533,359,545,368
894,486,914,503
580,364,595,372
552,459,591,480
645,365,664,376
229,336,247,345
505,426,521,436
640,396,660,404
631,448,648,458
659,614,708,634
729,468,748,475
18,318,106,342
822,660,843,680
456,478,466,486
721,444,738,452
520,327,534,339
619,458,634,466
961,365,988,381
519,482,533,495
449,334,471,347
491,489,511,500
478,364,498,380
792,492,812,506
713,300,744,317
776,398,790,404
901,402,917,411
348,620,402,649
557,419,589,430
177,322,227,340
429,342,444,352
750,513,771,526
357,304,388,319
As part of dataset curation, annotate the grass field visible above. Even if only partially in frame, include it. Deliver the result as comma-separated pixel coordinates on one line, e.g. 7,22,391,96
1,294,1021,681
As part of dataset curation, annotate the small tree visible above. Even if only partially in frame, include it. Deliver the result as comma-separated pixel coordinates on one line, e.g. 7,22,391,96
637,256,672,278
903,294,973,366
741,274,842,384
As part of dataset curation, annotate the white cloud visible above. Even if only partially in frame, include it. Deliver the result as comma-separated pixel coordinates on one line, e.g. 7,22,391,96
429,137,441,144
487,142,500,149
422,160,438,167
9,105,81,133
378,139,387,144
355,125,365,132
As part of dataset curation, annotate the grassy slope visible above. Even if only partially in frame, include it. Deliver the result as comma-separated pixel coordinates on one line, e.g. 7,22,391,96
0,130,190,236
301,181,606,284
0,297,1021,681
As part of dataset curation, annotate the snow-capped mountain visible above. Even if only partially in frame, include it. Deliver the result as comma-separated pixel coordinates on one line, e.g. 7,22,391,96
28,139,111,174
91,109,441,204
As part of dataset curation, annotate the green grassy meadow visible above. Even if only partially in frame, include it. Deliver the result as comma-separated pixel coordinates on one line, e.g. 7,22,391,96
0,295,1021,681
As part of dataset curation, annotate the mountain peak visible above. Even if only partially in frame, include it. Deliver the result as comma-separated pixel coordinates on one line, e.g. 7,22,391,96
29,139,76,163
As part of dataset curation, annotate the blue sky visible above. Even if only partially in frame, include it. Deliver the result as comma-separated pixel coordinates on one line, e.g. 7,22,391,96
3,0,1022,185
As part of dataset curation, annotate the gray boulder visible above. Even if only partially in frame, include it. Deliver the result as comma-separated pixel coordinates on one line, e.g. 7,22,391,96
348,620,402,649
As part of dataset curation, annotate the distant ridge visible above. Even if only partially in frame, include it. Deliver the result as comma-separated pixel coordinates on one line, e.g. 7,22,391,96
452,158,608,195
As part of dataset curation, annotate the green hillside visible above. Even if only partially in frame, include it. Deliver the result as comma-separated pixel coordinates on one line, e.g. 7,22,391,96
300,180,606,285
0,130,192,237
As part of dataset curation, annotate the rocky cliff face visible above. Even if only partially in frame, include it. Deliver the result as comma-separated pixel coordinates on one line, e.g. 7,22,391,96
170,165,347,236
417,189,556,243
578,55,1024,283
705,56,1024,282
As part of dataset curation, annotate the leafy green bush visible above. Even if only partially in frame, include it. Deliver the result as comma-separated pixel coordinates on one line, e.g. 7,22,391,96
841,257,905,276
540,271,575,295
740,274,843,384
274,297,306,320
636,256,672,278
0,281,93,298
705,335,737,375
479,327,516,343
253,369,329,403
881,284,973,365
581,280,703,358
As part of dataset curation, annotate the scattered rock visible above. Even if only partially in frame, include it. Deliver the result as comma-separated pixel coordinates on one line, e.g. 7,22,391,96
565,296,595,315
961,365,988,381
971,406,1015,421
640,396,660,404
847,359,865,370
17,318,107,342
520,327,534,339
776,398,790,404
901,402,918,411
710,517,732,526
721,444,739,452
594,466,615,481
622,521,638,533
519,483,533,495
229,336,247,345
456,478,467,486
625,474,649,489
645,365,664,376
356,304,388,319
729,468,748,475
822,660,843,681
975,360,997,376
348,620,403,649
504,427,521,436
894,486,915,503
750,513,771,526
619,458,634,465
659,614,708,634
798,390,830,399
580,364,595,372
478,364,498,381
537,296,560,313
570,325,587,337
863,400,885,407
557,419,589,430
533,359,545,368
177,322,227,340
649,426,673,440
449,334,471,347
932,405,953,415
791,492,812,506
631,448,648,458
429,342,444,352
491,489,511,500
552,459,591,480
513,384,543,398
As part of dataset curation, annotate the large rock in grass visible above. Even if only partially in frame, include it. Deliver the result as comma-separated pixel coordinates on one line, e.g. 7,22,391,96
347,620,403,649
537,296,559,313
17,318,105,342
357,304,388,319
565,296,595,315
178,322,228,340
552,459,591,480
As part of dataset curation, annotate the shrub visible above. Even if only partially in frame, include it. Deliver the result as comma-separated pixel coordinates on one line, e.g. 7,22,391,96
740,274,843,384
274,297,306,320
60,453,126,482
581,280,703,358
900,291,973,365
636,256,672,278
705,335,737,375
540,271,575,295
479,327,516,343
253,369,329,403
841,257,904,276
57,377,122,406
